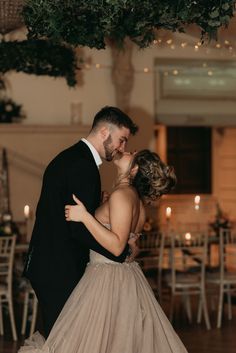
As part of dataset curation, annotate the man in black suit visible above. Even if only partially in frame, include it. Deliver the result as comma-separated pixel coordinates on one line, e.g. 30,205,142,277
23,106,138,337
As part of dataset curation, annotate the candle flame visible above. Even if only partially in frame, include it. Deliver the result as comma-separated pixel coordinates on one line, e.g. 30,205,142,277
194,195,200,204
24,205,30,218
166,207,172,218
185,232,191,240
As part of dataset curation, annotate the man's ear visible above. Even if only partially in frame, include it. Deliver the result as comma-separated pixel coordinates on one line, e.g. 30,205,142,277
99,125,109,141
130,164,139,178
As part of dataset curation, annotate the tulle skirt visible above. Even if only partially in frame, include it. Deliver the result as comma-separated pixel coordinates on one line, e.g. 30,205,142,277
19,261,187,353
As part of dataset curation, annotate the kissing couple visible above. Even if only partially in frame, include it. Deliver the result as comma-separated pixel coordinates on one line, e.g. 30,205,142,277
20,106,187,353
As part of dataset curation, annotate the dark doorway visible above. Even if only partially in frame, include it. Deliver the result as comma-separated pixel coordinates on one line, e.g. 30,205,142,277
167,126,212,194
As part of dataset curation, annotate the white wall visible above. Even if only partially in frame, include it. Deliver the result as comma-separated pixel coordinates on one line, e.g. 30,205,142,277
5,31,236,127
6,48,115,125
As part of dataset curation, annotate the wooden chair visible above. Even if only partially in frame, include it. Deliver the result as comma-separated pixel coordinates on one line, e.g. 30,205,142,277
0,235,17,341
166,231,211,330
206,228,236,328
137,231,165,301
21,285,38,337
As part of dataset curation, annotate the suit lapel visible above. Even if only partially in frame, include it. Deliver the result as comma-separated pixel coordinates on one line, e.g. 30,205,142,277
75,140,101,208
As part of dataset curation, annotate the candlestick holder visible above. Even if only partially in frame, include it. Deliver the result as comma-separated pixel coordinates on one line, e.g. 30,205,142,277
24,206,33,242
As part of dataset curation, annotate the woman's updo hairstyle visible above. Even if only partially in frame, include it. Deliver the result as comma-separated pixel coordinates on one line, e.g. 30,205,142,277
130,150,177,201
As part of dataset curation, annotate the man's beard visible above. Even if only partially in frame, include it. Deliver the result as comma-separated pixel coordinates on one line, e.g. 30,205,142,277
103,134,114,161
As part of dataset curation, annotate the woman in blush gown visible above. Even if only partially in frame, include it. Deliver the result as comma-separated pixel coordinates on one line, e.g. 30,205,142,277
19,150,188,353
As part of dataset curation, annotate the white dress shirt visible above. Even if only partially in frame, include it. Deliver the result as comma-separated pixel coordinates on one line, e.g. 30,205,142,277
81,138,102,168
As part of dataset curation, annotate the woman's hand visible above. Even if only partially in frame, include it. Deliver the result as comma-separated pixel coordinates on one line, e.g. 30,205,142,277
65,194,87,222
126,233,141,262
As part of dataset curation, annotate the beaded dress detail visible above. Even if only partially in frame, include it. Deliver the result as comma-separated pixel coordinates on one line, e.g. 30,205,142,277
19,225,188,353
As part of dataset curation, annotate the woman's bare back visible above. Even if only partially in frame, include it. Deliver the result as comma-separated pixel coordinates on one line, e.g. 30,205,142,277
95,185,146,236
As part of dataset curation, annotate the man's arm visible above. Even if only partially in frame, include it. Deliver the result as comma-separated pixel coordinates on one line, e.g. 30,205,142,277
66,160,128,261
66,191,133,256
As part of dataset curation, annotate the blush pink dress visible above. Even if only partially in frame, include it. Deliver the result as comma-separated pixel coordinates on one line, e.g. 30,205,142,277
19,230,188,353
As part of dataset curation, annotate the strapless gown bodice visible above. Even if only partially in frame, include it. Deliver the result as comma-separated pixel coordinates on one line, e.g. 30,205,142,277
89,250,120,264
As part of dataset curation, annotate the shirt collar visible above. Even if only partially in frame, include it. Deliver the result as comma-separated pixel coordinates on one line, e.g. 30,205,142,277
81,138,102,168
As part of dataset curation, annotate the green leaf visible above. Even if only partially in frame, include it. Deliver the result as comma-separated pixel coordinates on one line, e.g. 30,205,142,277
222,3,230,10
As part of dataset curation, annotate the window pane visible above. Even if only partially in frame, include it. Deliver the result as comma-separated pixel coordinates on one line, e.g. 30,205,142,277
167,127,212,194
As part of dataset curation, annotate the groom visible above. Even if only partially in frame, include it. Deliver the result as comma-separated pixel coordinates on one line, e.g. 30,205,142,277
23,106,138,337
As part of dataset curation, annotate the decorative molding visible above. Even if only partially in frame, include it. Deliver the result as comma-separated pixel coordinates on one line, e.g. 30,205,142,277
156,114,236,126
0,123,90,134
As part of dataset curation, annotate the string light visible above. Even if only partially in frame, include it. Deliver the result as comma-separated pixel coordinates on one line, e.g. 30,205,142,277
157,37,236,56
79,36,236,75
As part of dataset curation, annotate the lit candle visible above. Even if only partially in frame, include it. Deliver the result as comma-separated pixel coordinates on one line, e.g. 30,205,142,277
194,195,200,210
24,205,31,242
185,232,191,240
185,232,192,245
24,205,30,219
166,207,172,220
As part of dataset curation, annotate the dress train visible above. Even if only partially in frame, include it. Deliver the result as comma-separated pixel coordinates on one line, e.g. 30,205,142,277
19,250,188,353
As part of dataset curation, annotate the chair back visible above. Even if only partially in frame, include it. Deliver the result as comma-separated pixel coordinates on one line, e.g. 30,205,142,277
0,235,16,293
138,231,165,271
170,231,208,291
139,231,161,250
137,231,165,299
219,228,236,278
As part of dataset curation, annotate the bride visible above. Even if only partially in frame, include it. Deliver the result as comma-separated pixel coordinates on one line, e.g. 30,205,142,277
19,149,188,353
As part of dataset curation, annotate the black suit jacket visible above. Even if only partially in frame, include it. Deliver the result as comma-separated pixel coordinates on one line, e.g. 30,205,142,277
23,141,128,293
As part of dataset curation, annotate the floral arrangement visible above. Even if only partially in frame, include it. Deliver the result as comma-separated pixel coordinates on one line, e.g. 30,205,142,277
143,216,158,233
209,202,231,235
22,0,236,49
0,213,19,238
0,222,12,236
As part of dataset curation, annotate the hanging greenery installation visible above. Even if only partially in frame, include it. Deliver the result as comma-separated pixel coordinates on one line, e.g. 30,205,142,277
0,40,78,87
22,0,236,49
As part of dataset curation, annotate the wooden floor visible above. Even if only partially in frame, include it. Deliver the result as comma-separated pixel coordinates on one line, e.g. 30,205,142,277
0,297,236,353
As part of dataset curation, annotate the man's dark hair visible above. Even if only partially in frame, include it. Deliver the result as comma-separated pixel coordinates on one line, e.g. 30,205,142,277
91,106,138,135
